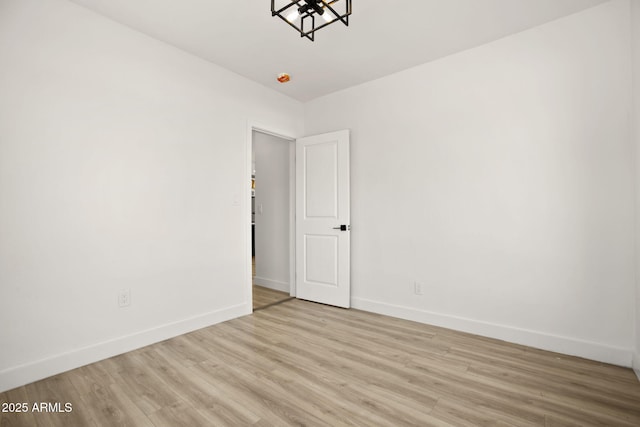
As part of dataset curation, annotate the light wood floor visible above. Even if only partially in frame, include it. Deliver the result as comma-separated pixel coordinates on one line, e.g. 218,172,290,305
252,256,291,310
2,299,639,426
253,285,291,311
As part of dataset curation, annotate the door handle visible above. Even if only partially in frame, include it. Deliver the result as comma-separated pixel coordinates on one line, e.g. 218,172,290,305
332,225,351,231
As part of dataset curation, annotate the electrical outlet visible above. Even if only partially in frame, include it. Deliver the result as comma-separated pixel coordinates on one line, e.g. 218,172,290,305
118,289,131,308
414,281,424,295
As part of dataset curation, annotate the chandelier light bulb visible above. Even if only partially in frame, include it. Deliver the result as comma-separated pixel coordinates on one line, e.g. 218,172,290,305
322,10,333,22
286,10,299,22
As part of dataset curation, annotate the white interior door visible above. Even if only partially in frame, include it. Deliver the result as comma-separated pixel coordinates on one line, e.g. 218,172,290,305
296,130,350,308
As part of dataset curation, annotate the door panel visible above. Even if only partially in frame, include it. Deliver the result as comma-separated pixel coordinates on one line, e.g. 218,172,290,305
304,142,338,218
296,130,350,308
304,234,338,286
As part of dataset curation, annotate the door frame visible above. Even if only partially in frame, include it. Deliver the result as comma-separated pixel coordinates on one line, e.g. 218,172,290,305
246,122,297,311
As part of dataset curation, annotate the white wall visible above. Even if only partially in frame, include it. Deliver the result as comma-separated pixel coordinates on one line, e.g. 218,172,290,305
305,0,635,366
253,131,291,293
0,0,303,392
632,0,640,379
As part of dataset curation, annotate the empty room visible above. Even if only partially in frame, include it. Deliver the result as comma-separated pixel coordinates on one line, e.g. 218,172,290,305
1,0,640,425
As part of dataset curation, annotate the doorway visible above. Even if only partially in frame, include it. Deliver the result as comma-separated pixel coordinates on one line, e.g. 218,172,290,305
251,129,295,311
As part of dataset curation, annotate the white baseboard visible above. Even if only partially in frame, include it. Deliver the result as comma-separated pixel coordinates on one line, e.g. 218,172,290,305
351,297,632,367
0,303,250,393
254,276,290,293
633,352,640,382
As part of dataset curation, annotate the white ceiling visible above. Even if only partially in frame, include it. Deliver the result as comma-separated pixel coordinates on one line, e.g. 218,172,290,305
69,0,607,102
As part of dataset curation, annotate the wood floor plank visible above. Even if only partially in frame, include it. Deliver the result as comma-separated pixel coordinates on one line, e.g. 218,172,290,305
105,351,185,416
445,344,640,400
253,285,289,310
2,297,639,426
66,366,153,427
0,387,38,427
146,401,216,427
466,362,640,418
432,397,533,427
26,374,94,427
137,348,261,426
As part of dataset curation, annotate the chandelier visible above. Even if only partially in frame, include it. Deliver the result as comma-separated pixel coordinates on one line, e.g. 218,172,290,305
271,0,352,41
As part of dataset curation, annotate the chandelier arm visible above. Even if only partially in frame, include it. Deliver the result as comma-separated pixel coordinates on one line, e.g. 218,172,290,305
319,0,351,27
300,14,346,37
274,13,307,37
271,0,303,17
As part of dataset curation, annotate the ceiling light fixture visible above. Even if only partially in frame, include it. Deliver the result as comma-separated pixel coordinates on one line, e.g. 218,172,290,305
271,0,352,42
277,73,291,83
